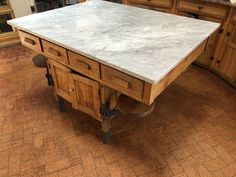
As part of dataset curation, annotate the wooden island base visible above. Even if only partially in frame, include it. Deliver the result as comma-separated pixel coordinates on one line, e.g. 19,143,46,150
15,29,212,143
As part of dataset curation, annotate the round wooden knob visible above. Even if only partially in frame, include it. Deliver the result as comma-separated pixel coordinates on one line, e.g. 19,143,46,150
198,6,203,10
68,88,74,93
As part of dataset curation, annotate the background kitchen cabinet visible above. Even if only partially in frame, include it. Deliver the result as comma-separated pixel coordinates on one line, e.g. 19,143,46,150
0,0,19,48
213,11,236,86
123,0,176,13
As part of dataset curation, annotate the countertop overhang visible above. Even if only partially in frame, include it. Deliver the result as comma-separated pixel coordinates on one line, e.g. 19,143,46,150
8,1,220,84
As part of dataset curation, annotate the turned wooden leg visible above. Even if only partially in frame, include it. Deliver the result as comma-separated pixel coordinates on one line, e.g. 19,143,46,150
58,97,65,112
102,118,112,144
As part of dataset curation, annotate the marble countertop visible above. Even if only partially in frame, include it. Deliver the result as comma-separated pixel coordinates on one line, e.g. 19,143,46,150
8,1,220,84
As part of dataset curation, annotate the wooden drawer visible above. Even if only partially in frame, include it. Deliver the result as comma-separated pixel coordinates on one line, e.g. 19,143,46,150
149,6,170,13
128,2,149,9
101,65,144,100
68,51,100,79
149,0,172,8
42,40,68,64
128,0,149,6
177,0,228,19
128,0,172,8
19,31,42,52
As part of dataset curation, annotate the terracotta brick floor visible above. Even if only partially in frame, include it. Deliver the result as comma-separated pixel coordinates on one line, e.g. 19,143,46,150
0,45,236,177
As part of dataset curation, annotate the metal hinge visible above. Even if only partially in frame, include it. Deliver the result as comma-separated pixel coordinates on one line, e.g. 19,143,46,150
100,102,120,120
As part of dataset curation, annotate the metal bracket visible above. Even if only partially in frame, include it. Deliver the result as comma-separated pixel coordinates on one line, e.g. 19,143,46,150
101,102,120,120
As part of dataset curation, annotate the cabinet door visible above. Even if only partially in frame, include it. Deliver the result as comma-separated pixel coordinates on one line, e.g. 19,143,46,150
48,59,73,102
177,11,221,67
215,25,236,82
71,74,101,120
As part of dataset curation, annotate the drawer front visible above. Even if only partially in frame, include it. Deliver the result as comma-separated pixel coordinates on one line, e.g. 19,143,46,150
177,0,228,19
68,51,100,79
128,0,149,6
101,65,144,100
149,6,170,13
128,0,172,8
128,2,149,9
150,0,172,8
42,40,68,64
19,31,42,52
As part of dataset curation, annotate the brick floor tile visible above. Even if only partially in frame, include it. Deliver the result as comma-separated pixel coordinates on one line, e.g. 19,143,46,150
108,162,122,177
46,159,70,173
133,162,156,176
212,171,225,177
214,145,234,164
9,154,21,176
180,162,199,177
204,158,227,172
0,168,8,177
221,163,236,177
81,152,95,172
196,165,212,177
34,133,44,148
46,172,59,177
121,169,137,177
164,154,183,175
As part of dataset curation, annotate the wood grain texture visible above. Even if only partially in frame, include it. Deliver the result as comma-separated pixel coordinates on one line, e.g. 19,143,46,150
18,31,42,53
71,73,101,120
68,51,100,79
101,65,144,101
42,40,68,65
177,0,229,19
48,59,73,102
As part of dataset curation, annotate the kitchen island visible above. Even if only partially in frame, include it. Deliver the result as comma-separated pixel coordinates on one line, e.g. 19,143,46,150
8,1,219,143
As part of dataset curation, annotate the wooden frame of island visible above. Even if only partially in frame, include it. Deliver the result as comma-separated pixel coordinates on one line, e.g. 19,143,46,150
17,29,210,143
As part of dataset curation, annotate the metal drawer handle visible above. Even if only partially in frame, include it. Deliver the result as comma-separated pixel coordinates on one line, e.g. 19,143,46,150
24,37,36,45
48,47,61,57
77,60,91,70
113,76,131,89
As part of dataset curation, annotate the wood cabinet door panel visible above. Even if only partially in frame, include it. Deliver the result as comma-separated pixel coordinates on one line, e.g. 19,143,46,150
229,26,236,46
71,74,101,120
217,46,236,81
48,59,73,102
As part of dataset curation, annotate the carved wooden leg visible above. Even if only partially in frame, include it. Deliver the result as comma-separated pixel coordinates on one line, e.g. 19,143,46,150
58,97,65,112
100,85,119,144
45,67,53,86
102,118,112,144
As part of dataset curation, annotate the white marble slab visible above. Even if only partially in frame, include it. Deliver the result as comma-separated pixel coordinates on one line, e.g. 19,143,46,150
8,1,220,84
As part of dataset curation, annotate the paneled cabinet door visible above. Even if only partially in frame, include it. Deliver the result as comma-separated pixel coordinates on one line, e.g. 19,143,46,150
48,59,73,102
215,24,236,83
70,74,101,120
